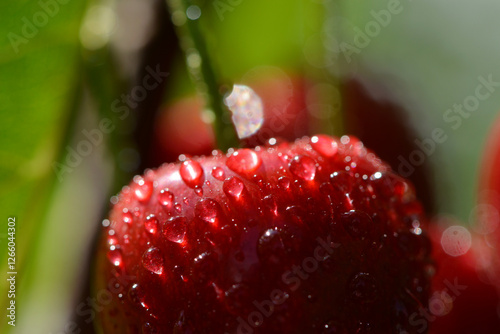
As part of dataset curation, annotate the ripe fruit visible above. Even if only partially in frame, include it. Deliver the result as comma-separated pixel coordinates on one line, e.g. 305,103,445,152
426,223,500,333
93,135,432,333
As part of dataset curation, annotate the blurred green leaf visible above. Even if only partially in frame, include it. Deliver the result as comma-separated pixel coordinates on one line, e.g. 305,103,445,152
0,0,87,331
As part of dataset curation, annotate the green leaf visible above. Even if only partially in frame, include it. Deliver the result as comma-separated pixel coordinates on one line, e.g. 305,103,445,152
0,1,87,332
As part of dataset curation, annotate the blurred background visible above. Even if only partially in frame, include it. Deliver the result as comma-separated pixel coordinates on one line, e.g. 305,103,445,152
2,0,500,333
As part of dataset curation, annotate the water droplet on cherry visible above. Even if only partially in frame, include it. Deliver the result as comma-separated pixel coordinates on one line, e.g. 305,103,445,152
195,199,223,225
341,210,372,240
348,272,378,304
278,176,291,190
223,177,246,200
330,171,353,193
289,155,316,181
162,217,187,244
311,135,338,157
128,283,148,310
145,215,158,234
257,229,285,264
192,251,217,283
142,247,164,274
194,186,203,196
180,160,204,188
158,189,174,208
107,247,123,268
226,149,261,174
174,203,182,213
262,195,278,216
122,211,133,225
134,179,153,202
211,166,225,180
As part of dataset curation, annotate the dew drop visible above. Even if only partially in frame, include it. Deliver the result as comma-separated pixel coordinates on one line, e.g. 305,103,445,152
107,247,123,268
330,171,353,193
145,215,158,234
158,189,174,208
142,247,164,274
211,166,225,180
226,149,262,174
311,135,338,157
162,217,187,244
194,186,203,196
341,210,372,240
180,160,204,188
224,283,252,314
174,203,182,213
278,176,291,190
262,195,278,216
289,155,316,181
195,199,223,225
128,283,149,310
122,211,133,225
223,177,246,200
257,229,285,264
134,179,153,202
192,251,217,283
348,272,378,304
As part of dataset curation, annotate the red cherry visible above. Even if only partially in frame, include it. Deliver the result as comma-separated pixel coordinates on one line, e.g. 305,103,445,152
94,135,433,333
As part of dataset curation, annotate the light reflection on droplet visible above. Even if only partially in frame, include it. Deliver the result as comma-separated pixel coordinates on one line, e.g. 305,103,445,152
187,50,202,69
441,225,472,257
79,4,117,50
186,5,201,20
224,85,264,139
171,10,186,26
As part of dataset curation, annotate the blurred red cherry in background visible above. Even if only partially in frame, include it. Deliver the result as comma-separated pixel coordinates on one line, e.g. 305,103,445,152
426,221,500,334
149,72,308,165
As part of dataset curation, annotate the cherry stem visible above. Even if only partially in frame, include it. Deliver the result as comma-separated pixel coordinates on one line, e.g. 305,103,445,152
166,0,238,151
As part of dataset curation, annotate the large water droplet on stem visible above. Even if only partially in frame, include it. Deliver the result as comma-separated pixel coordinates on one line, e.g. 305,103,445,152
224,84,264,139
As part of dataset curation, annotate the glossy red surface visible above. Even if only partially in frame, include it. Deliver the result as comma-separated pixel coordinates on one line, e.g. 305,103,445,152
94,135,432,333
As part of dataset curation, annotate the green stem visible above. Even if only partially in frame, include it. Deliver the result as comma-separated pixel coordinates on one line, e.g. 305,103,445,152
166,0,238,150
